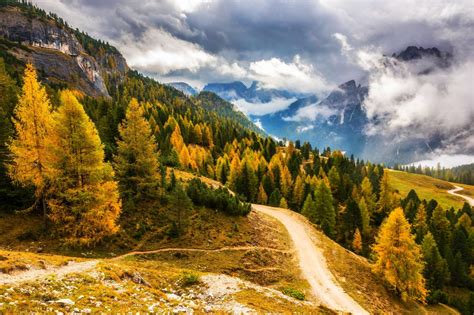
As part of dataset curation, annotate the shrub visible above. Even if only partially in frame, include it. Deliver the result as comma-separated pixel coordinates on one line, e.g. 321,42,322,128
180,272,199,286
186,178,251,216
281,287,305,301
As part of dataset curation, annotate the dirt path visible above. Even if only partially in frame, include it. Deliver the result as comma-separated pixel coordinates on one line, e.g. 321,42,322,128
447,185,474,206
0,260,98,285
253,204,369,315
113,245,290,260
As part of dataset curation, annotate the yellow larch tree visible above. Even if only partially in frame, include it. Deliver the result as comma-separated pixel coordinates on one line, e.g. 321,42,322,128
373,207,427,302
353,228,362,254
47,90,121,246
8,64,53,221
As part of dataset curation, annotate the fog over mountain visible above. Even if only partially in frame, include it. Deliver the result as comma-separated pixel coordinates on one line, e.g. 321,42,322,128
35,0,474,166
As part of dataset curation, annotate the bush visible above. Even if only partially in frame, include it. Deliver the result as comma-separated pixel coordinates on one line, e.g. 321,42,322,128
281,287,305,301
180,272,199,286
186,178,251,216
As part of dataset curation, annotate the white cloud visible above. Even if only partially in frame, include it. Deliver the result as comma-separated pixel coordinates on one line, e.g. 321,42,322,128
233,97,298,116
297,124,315,133
248,55,331,93
121,28,217,74
283,103,338,122
409,154,474,168
253,119,264,131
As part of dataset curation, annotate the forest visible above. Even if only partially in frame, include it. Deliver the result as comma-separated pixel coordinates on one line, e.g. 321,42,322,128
0,1,472,312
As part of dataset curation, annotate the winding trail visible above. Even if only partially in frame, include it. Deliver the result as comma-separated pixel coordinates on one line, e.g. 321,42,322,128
0,260,98,285
447,185,474,206
253,204,369,315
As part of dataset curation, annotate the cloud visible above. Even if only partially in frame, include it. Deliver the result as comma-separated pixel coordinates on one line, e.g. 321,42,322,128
410,154,474,168
297,124,315,133
121,28,217,74
233,97,298,116
283,103,338,122
248,55,330,93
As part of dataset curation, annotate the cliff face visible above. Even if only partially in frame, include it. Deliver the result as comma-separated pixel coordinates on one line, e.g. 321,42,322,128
0,6,128,97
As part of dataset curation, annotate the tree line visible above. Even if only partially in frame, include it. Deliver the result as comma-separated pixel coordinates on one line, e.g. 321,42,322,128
393,163,474,185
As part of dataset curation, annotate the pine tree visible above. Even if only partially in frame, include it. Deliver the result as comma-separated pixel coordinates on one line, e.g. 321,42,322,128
8,64,53,222
430,205,451,255
375,172,398,224
269,189,281,207
0,57,24,208
47,90,121,245
353,228,362,254
114,98,160,200
373,207,427,302
315,182,336,237
301,193,317,223
279,197,288,208
421,232,450,300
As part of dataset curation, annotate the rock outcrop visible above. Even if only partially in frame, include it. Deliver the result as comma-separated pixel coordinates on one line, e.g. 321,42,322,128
0,6,128,97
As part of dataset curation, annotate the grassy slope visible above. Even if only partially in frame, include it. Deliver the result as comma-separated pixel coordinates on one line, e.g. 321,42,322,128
0,250,323,313
388,169,473,209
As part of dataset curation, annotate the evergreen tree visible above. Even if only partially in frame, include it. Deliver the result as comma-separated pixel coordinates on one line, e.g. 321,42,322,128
8,64,53,222
114,98,160,200
269,189,281,207
373,207,427,302
47,90,121,245
421,232,450,301
375,172,398,224
301,193,317,223
314,182,336,237
430,205,451,255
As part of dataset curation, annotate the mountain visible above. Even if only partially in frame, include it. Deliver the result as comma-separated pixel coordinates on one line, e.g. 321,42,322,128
255,46,457,163
0,5,128,97
166,81,198,96
203,80,303,103
256,80,367,154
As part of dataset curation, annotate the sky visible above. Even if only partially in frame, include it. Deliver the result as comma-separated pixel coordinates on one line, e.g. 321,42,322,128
32,0,474,166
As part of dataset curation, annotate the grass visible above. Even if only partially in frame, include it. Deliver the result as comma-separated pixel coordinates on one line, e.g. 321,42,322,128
387,169,473,210
0,253,322,313
0,250,82,274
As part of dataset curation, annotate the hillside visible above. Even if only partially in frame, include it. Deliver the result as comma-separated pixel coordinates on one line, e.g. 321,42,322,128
388,169,474,210
0,2,472,314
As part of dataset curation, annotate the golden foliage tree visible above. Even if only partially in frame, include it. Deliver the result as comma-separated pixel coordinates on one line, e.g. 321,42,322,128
48,90,121,245
8,64,53,220
114,98,160,199
257,183,268,204
373,207,427,302
353,228,362,254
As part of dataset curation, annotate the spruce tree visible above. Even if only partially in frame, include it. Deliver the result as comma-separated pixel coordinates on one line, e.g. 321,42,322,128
301,193,317,223
269,189,281,207
47,90,121,245
373,207,427,302
421,232,450,300
114,98,160,200
315,182,336,237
